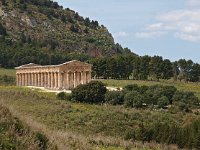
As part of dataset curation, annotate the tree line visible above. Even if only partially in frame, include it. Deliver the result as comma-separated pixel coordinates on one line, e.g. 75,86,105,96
90,55,200,82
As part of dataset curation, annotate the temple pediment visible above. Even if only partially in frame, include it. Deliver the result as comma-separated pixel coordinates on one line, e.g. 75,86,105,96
59,60,92,67
16,63,41,69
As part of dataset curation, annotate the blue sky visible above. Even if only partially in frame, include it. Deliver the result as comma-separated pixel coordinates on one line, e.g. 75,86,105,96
55,0,200,63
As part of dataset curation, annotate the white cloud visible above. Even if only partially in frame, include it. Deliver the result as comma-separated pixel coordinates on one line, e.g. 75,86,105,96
136,8,200,42
114,32,129,38
187,0,200,7
135,31,166,39
175,32,200,42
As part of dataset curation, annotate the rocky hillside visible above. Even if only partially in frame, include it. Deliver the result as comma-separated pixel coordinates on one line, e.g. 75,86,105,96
0,0,132,67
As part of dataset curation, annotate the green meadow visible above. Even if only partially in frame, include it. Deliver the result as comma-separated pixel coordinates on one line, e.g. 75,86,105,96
0,68,16,77
0,68,199,149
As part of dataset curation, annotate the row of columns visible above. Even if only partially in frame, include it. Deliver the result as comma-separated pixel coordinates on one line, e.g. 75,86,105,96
16,71,91,90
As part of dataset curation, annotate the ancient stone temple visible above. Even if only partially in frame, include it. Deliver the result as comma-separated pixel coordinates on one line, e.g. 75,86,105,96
15,60,92,90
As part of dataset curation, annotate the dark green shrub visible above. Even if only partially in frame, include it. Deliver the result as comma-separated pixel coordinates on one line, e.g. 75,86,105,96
173,91,199,105
124,84,140,92
56,92,67,100
105,91,124,105
71,81,107,104
160,86,177,104
124,130,136,140
157,96,169,109
177,102,190,112
35,133,48,150
14,118,25,136
66,94,72,101
124,91,143,108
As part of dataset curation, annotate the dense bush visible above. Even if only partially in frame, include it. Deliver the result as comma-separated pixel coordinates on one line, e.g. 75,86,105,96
157,96,169,108
35,133,49,150
124,118,200,149
124,84,140,92
70,83,199,109
173,91,199,106
71,81,107,104
56,92,67,100
124,91,144,108
103,84,199,109
105,91,124,105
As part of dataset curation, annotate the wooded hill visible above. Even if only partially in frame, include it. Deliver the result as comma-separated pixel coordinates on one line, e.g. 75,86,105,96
0,0,132,67
0,0,199,82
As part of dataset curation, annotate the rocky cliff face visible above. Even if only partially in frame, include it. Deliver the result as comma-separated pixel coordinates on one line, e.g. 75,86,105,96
0,0,126,57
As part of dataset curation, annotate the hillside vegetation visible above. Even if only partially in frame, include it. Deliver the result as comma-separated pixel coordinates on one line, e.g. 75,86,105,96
1,84,200,149
0,69,200,149
0,0,131,68
0,104,56,150
0,87,187,150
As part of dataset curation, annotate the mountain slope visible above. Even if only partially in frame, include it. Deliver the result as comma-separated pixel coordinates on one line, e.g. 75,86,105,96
0,0,132,67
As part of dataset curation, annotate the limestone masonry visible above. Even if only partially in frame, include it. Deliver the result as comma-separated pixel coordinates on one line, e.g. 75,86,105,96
15,60,92,90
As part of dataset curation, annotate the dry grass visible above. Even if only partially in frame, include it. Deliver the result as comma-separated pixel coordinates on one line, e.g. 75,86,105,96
0,87,185,150
0,104,56,150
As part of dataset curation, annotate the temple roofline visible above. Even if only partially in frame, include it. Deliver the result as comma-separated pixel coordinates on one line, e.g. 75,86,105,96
15,60,92,70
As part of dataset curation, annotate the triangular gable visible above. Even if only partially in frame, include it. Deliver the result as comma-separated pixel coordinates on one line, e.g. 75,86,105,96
59,60,91,67
15,63,41,69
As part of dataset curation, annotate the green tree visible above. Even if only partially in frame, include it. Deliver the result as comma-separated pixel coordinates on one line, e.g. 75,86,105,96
172,61,180,81
124,91,143,108
149,56,163,81
71,81,107,104
157,96,169,108
162,59,173,79
105,91,124,105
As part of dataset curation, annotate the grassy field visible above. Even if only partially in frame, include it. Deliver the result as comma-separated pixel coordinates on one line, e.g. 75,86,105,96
0,68,16,77
99,79,200,99
0,104,57,149
0,68,200,149
0,86,184,150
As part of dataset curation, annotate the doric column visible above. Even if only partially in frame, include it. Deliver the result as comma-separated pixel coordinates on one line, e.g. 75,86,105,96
32,73,34,86
82,71,86,84
20,73,23,86
68,72,72,89
21,73,24,86
41,73,44,87
62,72,67,89
26,73,29,86
35,73,38,87
51,72,54,89
57,72,62,89
20,74,23,86
31,73,34,86
73,72,76,88
44,72,47,88
27,73,30,86
80,72,83,84
66,72,70,90
33,73,36,86
24,73,27,86
53,72,56,89
47,72,50,88
38,73,41,87
76,72,80,86
46,72,48,88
